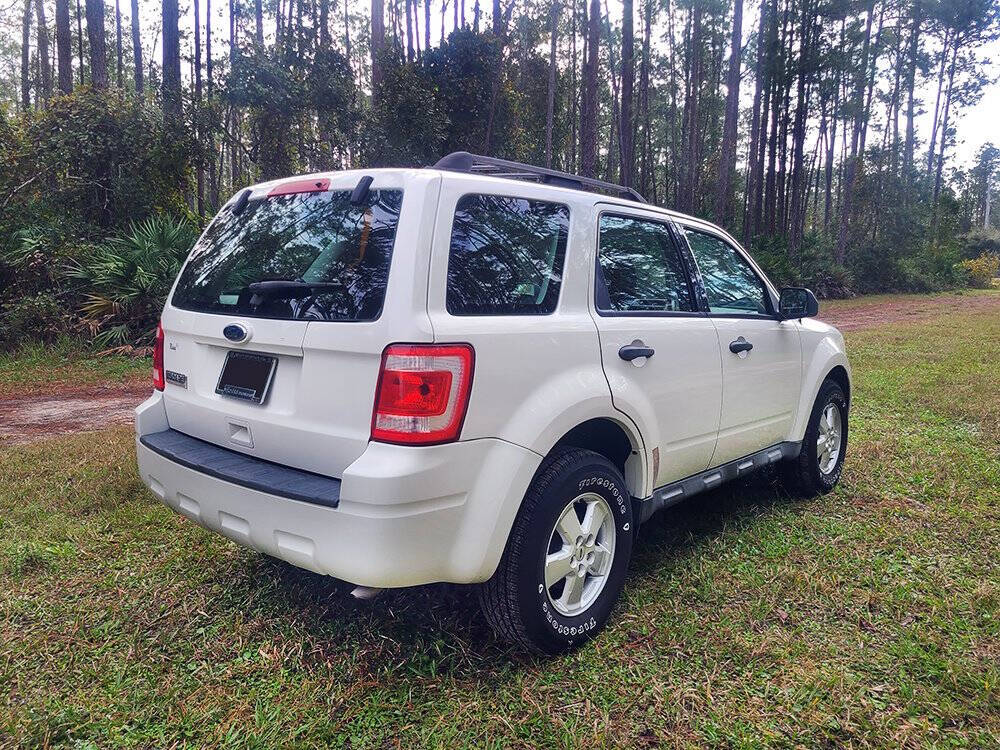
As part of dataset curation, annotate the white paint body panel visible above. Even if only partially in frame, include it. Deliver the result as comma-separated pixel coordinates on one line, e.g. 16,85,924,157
136,168,850,587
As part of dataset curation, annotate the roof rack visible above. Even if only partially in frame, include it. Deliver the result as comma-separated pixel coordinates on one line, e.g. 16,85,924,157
432,151,646,203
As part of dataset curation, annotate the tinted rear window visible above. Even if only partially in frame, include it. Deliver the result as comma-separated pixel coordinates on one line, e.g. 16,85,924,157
446,194,570,316
171,189,403,321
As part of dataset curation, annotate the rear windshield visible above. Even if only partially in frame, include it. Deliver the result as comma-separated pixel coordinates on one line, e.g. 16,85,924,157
171,189,403,321
446,194,570,316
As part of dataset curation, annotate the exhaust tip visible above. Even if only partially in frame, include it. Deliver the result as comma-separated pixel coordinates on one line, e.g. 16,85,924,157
350,585,384,601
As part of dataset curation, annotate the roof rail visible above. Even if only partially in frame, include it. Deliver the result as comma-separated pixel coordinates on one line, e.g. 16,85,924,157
432,151,646,203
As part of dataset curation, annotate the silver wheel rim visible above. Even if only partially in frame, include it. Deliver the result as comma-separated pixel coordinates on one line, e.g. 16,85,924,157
544,492,616,617
817,402,843,475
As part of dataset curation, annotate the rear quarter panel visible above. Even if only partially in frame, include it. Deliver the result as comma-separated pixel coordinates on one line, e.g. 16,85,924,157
425,175,639,477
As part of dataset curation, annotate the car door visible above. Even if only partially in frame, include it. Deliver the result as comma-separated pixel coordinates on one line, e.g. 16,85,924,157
679,223,802,466
591,207,723,487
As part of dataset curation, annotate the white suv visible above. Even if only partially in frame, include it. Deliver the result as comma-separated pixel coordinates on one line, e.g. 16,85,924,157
135,152,850,654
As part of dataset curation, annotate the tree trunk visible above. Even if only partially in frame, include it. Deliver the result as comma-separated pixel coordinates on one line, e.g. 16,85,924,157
195,0,204,217
619,0,634,187
545,1,560,168
345,0,352,59
714,0,743,225
570,0,577,172
371,0,385,91
742,0,770,245
162,0,181,123
34,0,52,103
903,0,921,185
683,4,703,213
925,27,950,178
788,0,811,255
207,0,218,208
930,39,958,242
638,0,652,198
824,71,839,230
84,0,108,89
835,0,875,265
75,0,84,85
256,0,264,44
114,0,122,86
425,0,431,50
580,0,600,177
405,0,413,61
492,0,500,34
21,0,31,111
127,0,142,92
229,0,238,64
55,0,72,93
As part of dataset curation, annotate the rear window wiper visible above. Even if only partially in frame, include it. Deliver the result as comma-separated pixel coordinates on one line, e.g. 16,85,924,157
246,279,343,305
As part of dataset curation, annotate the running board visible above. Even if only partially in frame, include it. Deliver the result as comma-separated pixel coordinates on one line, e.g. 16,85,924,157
634,441,801,525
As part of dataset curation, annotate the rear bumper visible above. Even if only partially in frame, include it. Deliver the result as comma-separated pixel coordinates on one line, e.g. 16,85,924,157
135,392,541,588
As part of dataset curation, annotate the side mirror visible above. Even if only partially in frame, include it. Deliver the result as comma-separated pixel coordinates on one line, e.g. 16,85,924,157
779,287,819,319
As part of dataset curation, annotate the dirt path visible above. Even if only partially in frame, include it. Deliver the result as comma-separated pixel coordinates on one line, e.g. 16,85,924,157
818,291,1000,331
0,381,151,446
2,293,997,446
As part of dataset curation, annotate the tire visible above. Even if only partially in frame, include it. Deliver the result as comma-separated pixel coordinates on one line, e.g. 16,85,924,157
478,448,634,655
782,378,848,496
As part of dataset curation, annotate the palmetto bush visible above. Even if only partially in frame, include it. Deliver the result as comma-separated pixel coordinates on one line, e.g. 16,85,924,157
68,216,197,347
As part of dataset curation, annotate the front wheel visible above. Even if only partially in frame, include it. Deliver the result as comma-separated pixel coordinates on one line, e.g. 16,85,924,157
782,378,848,496
478,448,634,655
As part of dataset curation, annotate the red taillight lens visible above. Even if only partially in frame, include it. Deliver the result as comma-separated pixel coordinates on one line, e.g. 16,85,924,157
152,322,165,391
371,344,474,445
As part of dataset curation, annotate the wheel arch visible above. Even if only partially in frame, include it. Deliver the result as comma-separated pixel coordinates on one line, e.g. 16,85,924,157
825,364,851,407
790,340,852,442
547,416,647,499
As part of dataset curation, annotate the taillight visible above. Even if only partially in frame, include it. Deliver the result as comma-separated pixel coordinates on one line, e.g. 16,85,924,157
152,322,165,391
371,344,474,445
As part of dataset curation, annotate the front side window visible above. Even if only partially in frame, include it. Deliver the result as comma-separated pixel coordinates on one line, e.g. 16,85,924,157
172,189,403,321
446,194,570,315
596,215,695,313
684,228,772,316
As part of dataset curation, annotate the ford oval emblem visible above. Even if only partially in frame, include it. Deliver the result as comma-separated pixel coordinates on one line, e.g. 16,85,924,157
223,323,248,343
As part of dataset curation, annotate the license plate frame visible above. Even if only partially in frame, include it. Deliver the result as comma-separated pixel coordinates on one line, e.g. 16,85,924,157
215,350,278,404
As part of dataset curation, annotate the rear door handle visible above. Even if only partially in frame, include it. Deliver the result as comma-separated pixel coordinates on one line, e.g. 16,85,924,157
619,341,655,361
729,337,753,354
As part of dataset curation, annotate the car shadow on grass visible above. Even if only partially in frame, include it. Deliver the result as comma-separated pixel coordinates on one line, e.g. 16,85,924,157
219,472,799,678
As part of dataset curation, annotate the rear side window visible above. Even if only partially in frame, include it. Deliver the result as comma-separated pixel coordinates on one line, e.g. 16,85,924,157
446,194,570,316
596,215,695,313
171,189,403,321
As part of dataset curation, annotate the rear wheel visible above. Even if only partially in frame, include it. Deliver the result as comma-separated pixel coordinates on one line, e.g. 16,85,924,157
479,448,634,654
782,378,848,496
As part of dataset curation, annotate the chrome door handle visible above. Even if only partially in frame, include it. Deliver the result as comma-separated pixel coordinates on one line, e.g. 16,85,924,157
729,337,753,354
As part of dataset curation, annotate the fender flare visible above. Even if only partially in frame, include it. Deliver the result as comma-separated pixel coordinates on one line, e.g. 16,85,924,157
789,338,851,441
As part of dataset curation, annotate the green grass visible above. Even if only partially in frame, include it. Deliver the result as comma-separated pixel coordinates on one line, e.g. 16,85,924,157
0,338,149,397
2,296,999,748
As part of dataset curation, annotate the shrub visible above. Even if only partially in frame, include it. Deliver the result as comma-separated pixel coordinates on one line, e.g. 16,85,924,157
0,292,76,349
23,88,193,229
957,252,1000,289
959,228,1000,260
67,216,197,346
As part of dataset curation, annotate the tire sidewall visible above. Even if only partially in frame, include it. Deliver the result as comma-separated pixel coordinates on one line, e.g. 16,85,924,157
806,383,848,490
517,456,633,652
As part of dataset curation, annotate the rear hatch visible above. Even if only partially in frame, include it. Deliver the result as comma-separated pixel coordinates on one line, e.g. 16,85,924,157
159,171,438,477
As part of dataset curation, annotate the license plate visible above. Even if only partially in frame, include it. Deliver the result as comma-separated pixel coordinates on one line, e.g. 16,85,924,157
215,350,277,404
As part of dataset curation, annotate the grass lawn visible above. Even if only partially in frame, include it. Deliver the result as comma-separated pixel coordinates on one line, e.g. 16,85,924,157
2,294,999,748
0,339,149,398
